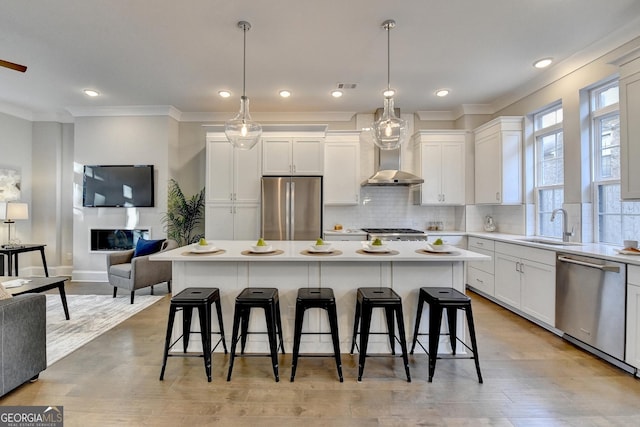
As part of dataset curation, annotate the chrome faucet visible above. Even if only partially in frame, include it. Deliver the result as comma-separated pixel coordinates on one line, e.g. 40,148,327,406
551,208,574,242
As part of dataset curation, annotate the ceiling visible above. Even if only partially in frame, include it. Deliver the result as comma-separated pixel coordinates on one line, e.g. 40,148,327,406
2,0,640,120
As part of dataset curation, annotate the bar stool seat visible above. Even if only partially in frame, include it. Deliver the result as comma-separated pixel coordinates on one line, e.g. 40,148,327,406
410,287,483,383
290,287,343,382
226,287,285,382
349,287,411,382
159,287,227,382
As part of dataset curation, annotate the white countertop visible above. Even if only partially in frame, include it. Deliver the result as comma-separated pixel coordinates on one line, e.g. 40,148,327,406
151,240,490,263
468,232,640,266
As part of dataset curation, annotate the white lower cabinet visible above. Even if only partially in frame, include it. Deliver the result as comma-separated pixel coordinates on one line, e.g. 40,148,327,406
626,265,640,369
494,242,556,327
466,237,495,296
205,203,260,240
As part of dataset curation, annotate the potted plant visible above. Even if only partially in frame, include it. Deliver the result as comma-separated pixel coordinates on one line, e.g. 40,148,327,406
162,179,205,246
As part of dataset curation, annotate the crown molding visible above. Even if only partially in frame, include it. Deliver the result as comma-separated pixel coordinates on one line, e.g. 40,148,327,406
182,111,356,122
0,101,34,121
65,105,182,120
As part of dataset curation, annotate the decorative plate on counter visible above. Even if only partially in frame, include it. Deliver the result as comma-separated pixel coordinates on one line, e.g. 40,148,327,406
617,248,640,256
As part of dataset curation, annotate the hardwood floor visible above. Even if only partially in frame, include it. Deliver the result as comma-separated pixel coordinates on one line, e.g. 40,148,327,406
3,282,640,426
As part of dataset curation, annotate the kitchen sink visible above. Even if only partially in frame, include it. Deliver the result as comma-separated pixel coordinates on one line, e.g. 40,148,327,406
517,238,583,246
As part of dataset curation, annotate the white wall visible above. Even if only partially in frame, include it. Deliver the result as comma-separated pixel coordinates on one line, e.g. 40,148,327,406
72,115,174,281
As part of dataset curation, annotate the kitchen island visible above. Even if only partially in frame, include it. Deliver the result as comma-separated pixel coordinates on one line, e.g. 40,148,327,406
151,240,490,354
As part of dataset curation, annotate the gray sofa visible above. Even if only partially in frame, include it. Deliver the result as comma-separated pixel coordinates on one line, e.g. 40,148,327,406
0,293,47,397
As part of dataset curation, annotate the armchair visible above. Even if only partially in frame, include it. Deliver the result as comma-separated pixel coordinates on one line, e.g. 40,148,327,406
106,239,178,303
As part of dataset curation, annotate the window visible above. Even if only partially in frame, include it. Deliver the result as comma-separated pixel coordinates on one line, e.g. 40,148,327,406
534,104,564,238
592,81,640,244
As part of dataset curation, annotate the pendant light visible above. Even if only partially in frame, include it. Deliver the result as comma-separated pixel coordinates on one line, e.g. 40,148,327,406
371,19,407,151
225,21,262,150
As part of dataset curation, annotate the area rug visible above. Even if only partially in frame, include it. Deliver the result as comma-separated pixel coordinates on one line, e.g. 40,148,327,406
45,294,163,366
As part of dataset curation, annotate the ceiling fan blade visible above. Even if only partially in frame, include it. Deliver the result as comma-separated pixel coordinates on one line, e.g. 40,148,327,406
0,59,27,73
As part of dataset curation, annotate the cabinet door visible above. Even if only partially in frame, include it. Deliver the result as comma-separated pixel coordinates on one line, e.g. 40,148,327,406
206,141,234,203
235,143,262,203
324,142,360,205
620,70,640,199
263,139,293,175
626,283,640,368
520,259,556,326
475,133,501,204
293,138,324,175
420,143,443,204
205,204,235,240
234,204,261,240
494,252,521,307
441,142,465,205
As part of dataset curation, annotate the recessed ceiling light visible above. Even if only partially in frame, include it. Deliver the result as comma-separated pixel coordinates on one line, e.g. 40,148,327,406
435,89,450,97
218,90,231,98
279,90,291,98
83,89,99,97
534,58,553,69
382,88,395,97
331,90,343,98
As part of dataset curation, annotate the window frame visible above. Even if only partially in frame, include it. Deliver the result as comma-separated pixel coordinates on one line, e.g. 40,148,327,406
533,103,564,238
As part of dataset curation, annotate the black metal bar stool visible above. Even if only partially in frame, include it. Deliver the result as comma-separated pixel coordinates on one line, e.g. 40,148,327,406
410,287,483,383
226,287,285,382
290,287,343,382
349,287,411,382
159,287,227,382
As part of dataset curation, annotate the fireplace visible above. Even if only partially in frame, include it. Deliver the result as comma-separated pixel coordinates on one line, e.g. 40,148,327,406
90,228,150,251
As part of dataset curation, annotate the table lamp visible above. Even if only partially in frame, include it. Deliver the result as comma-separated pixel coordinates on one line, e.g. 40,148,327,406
3,202,29,247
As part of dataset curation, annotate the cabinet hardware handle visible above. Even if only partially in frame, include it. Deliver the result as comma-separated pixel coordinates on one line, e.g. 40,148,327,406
515,261,521,272
230,193,233,201
476,278,484,284
496,192,500,201
229,207,233,214
442,194,445,202
520,263,524,274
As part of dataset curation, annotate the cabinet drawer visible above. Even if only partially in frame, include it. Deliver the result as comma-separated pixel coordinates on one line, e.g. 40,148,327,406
495,242,555,266
467,246,494,274
630,265,640,285
468,237,495,251
467,267,494,296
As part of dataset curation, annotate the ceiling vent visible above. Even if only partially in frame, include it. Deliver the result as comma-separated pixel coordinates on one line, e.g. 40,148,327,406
337,83,357,89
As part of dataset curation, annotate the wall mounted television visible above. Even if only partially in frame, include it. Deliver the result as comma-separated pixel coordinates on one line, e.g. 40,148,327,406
83,165,155,207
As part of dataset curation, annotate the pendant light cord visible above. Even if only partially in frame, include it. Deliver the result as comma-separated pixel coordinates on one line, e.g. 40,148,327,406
386,23,390,92
242,23,247,98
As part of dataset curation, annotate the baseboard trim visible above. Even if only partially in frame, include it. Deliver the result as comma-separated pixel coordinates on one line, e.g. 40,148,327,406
72,270,108,282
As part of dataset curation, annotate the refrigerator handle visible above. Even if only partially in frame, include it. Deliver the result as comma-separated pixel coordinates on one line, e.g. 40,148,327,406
290,181,295,240
285,181,291,240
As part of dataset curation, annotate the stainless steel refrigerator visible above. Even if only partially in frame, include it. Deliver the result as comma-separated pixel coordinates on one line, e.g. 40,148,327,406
261,176,322,240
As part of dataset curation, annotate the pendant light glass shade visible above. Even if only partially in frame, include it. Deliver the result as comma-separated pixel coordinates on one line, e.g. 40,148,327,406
225,21,262,150
372,96,407,150
372,19,407,151
225,95,262,150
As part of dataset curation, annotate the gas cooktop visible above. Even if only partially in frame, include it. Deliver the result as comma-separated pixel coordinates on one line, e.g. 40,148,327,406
361,228,426,234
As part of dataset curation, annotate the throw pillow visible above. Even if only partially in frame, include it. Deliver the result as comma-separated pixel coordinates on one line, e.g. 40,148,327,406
133,238,166,258
0,283,13,300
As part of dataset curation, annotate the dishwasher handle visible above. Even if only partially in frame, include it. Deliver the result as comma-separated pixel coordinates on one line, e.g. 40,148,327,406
557,255,620,272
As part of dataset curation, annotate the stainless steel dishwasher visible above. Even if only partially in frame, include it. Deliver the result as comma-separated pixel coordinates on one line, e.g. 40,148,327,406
556,253,626,361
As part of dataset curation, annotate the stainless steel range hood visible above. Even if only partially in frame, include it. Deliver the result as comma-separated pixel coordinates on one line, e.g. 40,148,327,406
362,108,423,186
362,147,424,186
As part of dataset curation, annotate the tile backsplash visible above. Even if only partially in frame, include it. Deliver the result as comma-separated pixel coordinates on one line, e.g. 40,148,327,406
324,186,464,231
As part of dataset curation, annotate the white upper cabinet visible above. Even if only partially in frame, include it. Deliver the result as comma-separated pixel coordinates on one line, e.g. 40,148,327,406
263,137,324,175
618,50,640,199
412,130,466,205
473,117,523,205
206,136,261,203
324,132,361,205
